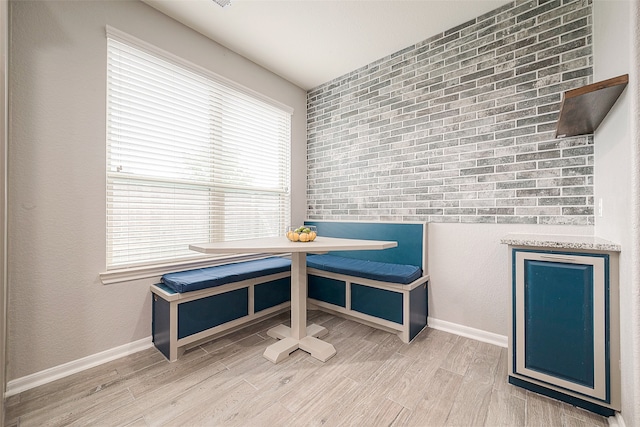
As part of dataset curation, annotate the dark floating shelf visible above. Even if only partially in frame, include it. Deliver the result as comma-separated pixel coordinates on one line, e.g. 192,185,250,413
555,74,629,138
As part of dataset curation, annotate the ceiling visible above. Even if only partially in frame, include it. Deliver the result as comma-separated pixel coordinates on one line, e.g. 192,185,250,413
142,0,511,90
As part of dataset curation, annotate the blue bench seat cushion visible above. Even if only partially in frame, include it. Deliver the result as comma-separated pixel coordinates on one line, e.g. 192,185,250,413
306,254,422,285
161,257,291,293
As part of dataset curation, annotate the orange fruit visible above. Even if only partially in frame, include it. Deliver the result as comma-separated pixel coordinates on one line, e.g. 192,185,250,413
309,231,317,241
299,232,309,242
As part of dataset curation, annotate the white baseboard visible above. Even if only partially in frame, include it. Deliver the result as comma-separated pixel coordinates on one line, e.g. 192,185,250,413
608,412,625,427
428,317,508,348
5,336,153,397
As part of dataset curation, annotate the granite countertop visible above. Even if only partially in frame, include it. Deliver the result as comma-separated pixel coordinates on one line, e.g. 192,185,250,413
500,233,621,252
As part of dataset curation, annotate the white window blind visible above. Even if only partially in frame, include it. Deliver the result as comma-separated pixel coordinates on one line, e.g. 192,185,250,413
106,36,291,269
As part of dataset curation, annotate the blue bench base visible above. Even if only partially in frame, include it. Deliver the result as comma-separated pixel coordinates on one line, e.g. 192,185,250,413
151,269,291,361
307,269,428,343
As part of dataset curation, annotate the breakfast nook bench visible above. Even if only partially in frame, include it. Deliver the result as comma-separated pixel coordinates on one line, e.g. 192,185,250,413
304,220,429,343
151,257,291,361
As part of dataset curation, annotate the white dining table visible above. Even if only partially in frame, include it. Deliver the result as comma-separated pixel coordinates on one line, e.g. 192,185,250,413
189,236,397,363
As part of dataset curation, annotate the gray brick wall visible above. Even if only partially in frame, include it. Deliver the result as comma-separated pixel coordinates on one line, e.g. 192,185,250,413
306,0,594,225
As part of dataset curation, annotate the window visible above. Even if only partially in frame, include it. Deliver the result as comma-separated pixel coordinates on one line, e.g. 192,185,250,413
106,31,291,269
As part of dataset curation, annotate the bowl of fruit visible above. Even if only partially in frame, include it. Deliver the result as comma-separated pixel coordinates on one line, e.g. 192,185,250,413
286,225,317,242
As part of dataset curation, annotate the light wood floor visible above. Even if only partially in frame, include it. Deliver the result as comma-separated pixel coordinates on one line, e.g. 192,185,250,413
4,311,609,427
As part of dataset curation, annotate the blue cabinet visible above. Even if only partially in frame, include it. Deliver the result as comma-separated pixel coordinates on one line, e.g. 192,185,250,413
509,249,620,416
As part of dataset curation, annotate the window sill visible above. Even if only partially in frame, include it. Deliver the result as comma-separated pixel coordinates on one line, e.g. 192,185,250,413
99,253,281,285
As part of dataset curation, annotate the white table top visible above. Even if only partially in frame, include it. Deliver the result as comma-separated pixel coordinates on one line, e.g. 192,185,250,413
189,236,397,254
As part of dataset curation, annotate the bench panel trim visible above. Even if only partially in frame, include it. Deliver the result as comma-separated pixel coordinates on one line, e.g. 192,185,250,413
177,288,249,339
151,271,291,303
308,298,404,332
351,283,404,325
176,303,291,348
308,268,428,291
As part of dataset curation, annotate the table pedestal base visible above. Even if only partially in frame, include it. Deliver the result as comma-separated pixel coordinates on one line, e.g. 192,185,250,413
263,324,336,363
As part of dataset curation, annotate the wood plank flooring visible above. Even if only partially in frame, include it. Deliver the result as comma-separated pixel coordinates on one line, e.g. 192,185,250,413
4,311,610,426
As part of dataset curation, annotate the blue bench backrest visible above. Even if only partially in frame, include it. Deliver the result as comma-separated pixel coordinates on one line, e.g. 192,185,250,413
304,221,427,271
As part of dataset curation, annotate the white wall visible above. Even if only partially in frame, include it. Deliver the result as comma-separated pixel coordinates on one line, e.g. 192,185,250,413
427,223,592,338
592,0,639,425
7,0,307,381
